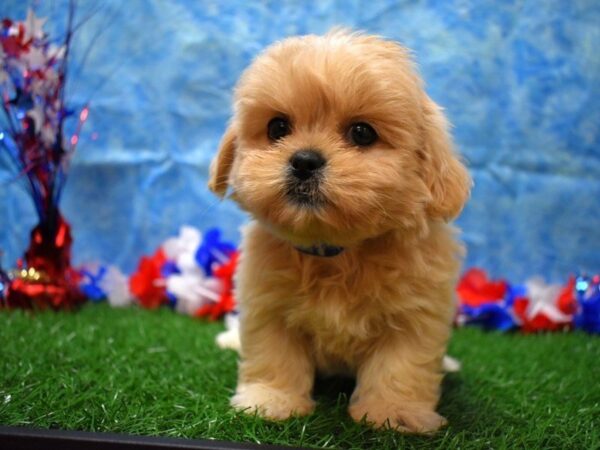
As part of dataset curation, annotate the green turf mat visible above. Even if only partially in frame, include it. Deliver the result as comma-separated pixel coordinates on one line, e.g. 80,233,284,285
0,304,598,449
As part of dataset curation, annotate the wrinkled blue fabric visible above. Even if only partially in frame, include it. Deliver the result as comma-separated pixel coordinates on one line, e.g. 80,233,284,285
1,1,599,283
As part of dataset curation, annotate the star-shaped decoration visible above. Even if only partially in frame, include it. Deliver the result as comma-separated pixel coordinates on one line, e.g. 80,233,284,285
24,8,47,42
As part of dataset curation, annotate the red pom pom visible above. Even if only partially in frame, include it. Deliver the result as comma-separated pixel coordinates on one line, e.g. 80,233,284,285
457,268,508,307
129,249,167,309
513,278,575,333
557,276,577,315
514,297,571,333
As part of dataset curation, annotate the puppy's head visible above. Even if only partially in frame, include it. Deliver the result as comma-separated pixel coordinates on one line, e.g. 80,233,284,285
209,30,470,247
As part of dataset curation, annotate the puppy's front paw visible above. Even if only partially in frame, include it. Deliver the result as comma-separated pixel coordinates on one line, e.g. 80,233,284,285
231,383,315,420
349,399,447,434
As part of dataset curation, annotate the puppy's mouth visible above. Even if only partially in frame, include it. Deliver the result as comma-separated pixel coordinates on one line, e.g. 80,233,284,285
285,177,326,207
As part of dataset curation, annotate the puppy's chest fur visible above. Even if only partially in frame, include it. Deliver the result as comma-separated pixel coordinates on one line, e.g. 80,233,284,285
240,223,458,375
280,242,431,374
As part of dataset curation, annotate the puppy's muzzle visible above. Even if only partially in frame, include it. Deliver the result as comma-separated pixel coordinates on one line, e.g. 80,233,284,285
286,149,326,206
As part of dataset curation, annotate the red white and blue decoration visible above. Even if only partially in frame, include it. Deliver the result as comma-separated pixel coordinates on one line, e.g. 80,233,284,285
78,226,239,321
0,5,87,309
73,235,599,334
456,268,600,334
0,7,597,336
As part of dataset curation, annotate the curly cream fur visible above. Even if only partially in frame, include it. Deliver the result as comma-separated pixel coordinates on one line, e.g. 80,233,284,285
209,30,471,434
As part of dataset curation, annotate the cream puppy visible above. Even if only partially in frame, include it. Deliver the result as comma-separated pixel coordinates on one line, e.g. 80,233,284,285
209,30,470,433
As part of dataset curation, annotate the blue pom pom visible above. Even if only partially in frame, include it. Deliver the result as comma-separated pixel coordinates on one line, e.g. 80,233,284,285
574,276,600,334
79,266,108,302
461,302,517,331
161,261,180,278
195,227,236,276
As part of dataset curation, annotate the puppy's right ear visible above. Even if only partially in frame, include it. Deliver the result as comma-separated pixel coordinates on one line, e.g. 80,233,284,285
208,124,237,197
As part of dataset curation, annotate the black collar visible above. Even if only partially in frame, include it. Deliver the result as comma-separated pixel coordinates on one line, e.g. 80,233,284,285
294,243,345,257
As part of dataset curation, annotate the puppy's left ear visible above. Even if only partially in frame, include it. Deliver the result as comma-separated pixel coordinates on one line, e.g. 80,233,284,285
421,96,471,220
208,124,237,197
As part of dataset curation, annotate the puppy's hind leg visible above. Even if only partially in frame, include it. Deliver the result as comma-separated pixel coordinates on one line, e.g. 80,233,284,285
232,313,316,421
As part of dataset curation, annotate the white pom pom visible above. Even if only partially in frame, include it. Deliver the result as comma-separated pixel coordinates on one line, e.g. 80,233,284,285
99,266,132,307
525,277,571,323
162,226,202,262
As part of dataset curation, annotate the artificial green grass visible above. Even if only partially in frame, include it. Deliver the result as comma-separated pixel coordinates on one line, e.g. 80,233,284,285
0,304,598,449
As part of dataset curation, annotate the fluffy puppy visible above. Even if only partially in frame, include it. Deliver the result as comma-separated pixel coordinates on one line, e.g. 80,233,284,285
208,30,471,433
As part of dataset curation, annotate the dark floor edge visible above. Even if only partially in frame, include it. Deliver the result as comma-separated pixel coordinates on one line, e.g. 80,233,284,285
0,426,303,450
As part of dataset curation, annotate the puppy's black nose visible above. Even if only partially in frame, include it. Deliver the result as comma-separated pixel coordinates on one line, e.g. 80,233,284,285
290,150,326,180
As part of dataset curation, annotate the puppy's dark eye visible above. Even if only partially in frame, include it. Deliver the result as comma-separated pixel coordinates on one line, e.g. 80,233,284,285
267,117,291,141
348,122,378,147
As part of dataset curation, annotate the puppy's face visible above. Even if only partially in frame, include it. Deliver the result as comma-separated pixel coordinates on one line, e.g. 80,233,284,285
210,31,470,247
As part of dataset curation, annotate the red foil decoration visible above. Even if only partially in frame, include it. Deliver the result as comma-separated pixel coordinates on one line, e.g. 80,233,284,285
4,214,85,310
1,10,90,311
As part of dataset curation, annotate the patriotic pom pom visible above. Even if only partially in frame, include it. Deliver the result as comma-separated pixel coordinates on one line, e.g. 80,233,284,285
160,227,222,315
456,268,508,307
457,268,599,334
78,264,131,308
126,226,238,321
163,226,203,274
195,228,236,276
456,268,517,331
195,251,239,320
513,277,573,332
79,265,108,302
574,276,600,334
99,266,131,307
129,249,168,309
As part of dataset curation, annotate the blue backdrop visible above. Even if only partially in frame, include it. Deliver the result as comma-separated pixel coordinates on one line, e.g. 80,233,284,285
1,0,599,282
